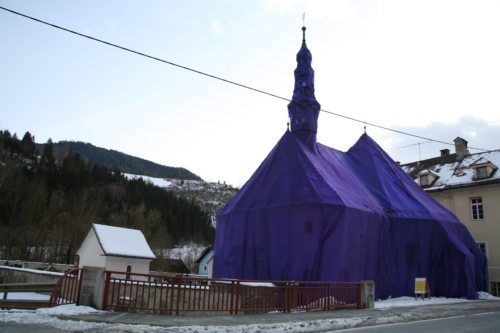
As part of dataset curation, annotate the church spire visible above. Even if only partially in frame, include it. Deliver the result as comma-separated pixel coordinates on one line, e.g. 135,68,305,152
288,26,321,143
302,26,306,48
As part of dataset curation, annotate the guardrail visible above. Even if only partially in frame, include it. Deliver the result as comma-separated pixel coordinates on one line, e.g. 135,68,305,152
0,282,56,309
102,271,362,315
48,268,84,307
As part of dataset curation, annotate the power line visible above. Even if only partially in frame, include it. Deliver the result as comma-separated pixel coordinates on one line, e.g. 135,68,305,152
0,5,491,152
398,140,432,149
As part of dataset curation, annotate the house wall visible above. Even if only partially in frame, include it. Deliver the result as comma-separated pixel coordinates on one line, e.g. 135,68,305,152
197,250,214,276
431,183,500,294
207,257,213,278
105,256,151,280
77,230,106,268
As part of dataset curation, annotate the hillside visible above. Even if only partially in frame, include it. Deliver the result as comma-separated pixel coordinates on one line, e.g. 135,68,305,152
124,174,239,226
36,141,201,181
0,130,213,264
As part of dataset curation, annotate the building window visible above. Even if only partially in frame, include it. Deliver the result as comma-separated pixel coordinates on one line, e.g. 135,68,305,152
491,282,500,297
471,197,484,220
476,242,487,257
475,166,488,179
126,265,132,280
420,175,430,186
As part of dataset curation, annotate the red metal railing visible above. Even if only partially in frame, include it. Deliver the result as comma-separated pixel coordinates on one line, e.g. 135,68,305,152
48,268,84,307
102,271,362,315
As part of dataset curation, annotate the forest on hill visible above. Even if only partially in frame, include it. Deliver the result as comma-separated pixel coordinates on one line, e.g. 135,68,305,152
0,130,214,264
38,140,202,181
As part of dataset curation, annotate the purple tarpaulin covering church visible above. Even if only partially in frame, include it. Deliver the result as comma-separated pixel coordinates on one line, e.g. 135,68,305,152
214,27,488,299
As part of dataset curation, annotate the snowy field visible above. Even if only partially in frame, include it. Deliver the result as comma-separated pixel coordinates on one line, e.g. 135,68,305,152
1,294,499,333
375,296,469,309
123,173,173,188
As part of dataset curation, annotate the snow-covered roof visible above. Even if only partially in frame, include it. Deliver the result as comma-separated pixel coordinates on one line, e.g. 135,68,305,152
92,224,156,259
402,149,500,191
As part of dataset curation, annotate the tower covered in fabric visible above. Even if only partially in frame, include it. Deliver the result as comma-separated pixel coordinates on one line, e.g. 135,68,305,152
214,28,488,299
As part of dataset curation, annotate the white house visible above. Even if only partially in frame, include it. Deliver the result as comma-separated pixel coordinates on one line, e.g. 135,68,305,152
195,247,214,277
76,224,156,278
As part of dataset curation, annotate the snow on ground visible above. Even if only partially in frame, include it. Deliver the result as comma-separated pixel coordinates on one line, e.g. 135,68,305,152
478,291,500,300
0,306,370,333
0,265,63,276
1,296,499,332
123,173,173,188
36,304,102,315
374,296,471,309
0,292,50,300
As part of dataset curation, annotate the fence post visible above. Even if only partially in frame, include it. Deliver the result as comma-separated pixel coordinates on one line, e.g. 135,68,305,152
285,283,291,313
234,281,240,315
76,269,84,305
326,284,330,311
229,281,234,315
102,271,110,310
359,280,375,309
357,283,362,309
176,279,181,315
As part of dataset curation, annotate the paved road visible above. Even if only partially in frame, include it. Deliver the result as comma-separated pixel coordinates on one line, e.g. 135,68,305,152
1,300,500,332
332,312,500,333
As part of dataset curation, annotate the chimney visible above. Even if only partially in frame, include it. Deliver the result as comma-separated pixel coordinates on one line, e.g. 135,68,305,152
453,137,469,160
440,149,450,156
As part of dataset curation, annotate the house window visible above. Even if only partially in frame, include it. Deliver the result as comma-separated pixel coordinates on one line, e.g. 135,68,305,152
420,175,430,186
471,197,484,220
491,282,500,297
126,265,132,280
475,166,488,179
476,242,487,257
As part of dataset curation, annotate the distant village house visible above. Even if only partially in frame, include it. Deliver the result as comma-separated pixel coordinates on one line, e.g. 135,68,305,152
195,247,213,277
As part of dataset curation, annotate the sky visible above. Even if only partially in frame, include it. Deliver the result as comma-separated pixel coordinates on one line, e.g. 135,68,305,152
1,0,500,186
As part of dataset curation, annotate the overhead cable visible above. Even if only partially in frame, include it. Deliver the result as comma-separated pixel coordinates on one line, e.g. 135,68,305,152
0,6,491,152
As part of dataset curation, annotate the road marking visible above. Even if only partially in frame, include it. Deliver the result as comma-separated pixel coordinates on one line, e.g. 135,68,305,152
333,311,500,332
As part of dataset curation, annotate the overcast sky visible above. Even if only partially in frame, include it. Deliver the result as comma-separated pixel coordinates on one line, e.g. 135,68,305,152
1,0,499,186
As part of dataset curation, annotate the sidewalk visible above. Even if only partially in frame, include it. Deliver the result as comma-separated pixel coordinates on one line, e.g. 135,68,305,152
58,300,500,332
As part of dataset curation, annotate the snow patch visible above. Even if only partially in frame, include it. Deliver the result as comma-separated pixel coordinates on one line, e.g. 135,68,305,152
478,291,500,300
124,173,173,188
36,304,101,316
374,296,470,309
0,292,50,300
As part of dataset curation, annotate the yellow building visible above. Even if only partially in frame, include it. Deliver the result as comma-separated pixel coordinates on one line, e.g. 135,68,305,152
402,137,500,296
